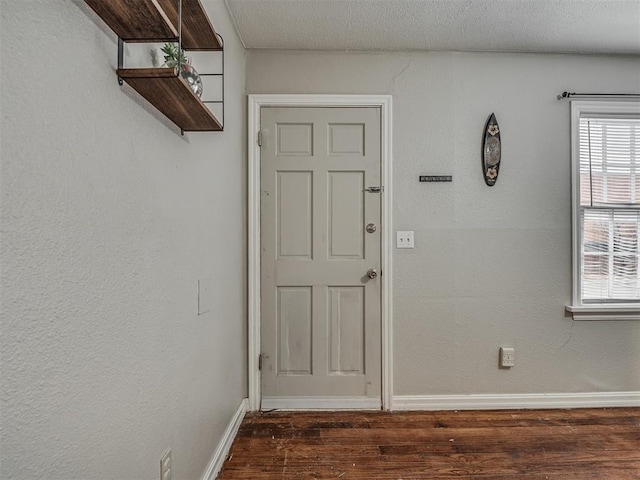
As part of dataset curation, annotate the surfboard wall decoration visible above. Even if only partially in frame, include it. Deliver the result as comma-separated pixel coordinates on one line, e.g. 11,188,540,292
482,113,501,186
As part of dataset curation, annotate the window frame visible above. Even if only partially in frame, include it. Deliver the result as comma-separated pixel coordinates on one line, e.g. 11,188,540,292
568,100,640,321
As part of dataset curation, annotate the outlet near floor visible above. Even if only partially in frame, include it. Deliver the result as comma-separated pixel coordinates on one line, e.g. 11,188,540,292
500,347,515,368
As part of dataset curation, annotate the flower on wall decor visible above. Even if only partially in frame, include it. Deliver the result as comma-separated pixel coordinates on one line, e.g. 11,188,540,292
486,167,498,180
488,123,500,136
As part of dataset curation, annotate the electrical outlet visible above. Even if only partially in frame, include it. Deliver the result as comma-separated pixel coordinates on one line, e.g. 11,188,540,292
160,450,171,480
396,231,414,249
500,347,515,368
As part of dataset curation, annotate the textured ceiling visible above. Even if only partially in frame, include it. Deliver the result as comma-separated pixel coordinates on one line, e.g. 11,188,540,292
224,0,640,55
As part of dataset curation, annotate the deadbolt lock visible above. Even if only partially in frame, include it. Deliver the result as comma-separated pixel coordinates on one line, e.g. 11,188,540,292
366,223,377,233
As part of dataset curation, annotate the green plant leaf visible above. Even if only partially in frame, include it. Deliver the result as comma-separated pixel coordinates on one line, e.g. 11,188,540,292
160,43,189,68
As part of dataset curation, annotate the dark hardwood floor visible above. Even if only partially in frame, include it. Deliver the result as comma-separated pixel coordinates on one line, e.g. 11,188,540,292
217,407,640,479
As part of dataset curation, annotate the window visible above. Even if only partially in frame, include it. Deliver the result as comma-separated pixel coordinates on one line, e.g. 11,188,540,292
568,101,640,320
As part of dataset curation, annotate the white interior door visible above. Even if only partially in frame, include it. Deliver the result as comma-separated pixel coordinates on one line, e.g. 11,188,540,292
260,107,382,408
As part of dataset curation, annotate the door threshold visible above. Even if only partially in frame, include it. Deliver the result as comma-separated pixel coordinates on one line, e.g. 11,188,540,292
262,396,382,410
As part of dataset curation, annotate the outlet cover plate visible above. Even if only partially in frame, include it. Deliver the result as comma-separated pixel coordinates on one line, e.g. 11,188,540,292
500,347,515,368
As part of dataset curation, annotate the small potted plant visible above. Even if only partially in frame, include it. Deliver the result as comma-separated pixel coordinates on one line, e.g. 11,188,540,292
160,43,203,98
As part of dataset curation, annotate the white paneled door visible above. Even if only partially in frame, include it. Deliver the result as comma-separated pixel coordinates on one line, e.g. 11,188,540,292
260,107,382,407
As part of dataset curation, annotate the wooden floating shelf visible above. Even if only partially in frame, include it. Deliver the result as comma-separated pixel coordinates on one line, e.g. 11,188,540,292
85,0,177,42
85,0,222,48
85,0,224,132
118,68,222,131
157,0,222,50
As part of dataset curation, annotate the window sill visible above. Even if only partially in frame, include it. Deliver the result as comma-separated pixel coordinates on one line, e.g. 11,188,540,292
566,305,640,321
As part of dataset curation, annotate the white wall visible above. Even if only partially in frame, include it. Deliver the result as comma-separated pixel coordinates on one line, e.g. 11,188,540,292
247,50,640,396
0,1,246,479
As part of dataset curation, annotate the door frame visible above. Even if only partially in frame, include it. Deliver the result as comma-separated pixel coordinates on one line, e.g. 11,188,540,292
248,95,393,411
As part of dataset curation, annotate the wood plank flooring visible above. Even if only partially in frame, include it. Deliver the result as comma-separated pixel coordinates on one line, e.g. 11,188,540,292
217,408,640,479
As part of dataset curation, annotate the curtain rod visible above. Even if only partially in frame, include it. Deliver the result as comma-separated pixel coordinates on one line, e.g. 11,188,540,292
557,91,640,100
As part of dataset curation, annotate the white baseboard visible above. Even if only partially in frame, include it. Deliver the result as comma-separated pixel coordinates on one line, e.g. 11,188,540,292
392,391,640,411
261,396,381,410
201,398,248,480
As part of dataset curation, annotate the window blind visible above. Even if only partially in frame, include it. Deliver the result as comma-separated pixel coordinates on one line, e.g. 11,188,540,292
579,116,640,302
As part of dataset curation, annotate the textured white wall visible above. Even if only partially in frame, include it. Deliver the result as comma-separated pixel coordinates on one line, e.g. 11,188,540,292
1,1,246,479
247,50,640,396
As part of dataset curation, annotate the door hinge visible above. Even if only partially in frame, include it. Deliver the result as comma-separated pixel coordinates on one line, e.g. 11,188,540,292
257,130,263,147
258,353,263,371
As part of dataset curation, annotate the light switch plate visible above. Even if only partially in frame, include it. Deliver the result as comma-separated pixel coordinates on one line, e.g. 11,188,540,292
396,231,414,249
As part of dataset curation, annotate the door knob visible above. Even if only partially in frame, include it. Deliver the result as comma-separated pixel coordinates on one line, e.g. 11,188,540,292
367,268,378,279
